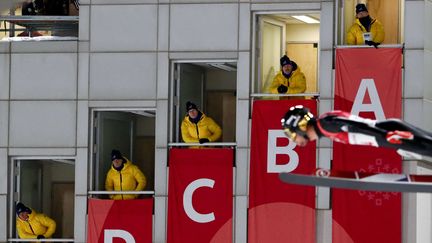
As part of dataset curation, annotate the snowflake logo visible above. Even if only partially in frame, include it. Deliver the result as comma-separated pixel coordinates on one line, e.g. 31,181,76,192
357,158,400,206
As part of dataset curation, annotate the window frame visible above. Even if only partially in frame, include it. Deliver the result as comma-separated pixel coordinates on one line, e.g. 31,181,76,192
88,108,157,196
251,10,321,97
8,156,76,241
168,59,238,145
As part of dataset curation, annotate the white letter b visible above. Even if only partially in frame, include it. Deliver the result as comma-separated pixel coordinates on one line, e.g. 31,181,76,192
267,130,299,173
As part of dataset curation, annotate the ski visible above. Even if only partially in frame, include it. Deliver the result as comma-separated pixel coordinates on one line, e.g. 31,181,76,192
279,168,432,193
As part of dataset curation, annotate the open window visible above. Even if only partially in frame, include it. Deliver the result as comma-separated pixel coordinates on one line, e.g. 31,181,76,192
9,158,75,240
170,61,237,143
89,109,155,197
339,0,404,45
0,0,79,39
252,12,320,97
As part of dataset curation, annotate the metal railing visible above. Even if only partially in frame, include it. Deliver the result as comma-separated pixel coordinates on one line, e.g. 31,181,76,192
0,15,79,37
8,239,74,242
88,191,155,195
336,44,404,49
0,15,79,22
168,142,237,147
250,93,320,98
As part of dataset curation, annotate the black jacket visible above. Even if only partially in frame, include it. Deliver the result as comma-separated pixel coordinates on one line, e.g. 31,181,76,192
315,111,432,158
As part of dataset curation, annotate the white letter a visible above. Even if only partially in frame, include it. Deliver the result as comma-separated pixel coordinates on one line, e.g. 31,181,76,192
351,79,385,120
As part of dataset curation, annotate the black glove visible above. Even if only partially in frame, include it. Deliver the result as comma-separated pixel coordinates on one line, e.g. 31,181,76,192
277,84,288,94
37,235,45,239
365,40,379,49
199,138,210,144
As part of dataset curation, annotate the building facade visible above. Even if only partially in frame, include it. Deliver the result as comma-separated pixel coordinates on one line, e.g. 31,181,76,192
1,0,432,242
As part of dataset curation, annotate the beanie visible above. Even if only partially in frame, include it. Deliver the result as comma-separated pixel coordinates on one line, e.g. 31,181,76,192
186,101,198,112
111,149,123,161
16,202,31,215
280,55,291,67
356,3,368,13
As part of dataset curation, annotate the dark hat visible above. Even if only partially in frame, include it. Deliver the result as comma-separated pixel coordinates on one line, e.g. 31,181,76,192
21,2,36,15
111,149,123,161
280,55,291,67
356,3,368,13
186,101,198,112
16,202,31,215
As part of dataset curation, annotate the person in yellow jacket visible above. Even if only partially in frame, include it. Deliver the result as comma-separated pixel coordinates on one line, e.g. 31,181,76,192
105,149,147,200
16,202,56,239
346,3,385,47
181,101,222,144
268,55,306,96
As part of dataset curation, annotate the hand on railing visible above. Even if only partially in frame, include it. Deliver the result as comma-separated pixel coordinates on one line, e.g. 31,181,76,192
365,40,380,49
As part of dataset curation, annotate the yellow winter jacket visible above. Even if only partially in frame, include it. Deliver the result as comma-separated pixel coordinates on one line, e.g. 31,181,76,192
268,65,306,94
105,158,147,200
16,210,56,239
346,18,385,45
181,112,222,143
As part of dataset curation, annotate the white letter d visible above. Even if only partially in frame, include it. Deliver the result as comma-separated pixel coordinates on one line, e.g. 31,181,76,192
104,229,135,243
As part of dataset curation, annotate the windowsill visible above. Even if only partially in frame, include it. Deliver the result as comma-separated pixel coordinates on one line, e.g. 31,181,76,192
8,238,74,242
336,44,404,49
1,36,78,42
168,142,237,147
250,93,320,97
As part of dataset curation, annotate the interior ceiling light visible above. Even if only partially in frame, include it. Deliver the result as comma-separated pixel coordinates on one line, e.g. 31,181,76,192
122,110,156,117
292,15,320,24
209,63,237,72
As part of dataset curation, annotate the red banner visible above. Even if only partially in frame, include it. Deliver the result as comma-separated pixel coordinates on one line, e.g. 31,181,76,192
333,48,402,243
248,99,316,243
87,198,153,243
167,148,233,243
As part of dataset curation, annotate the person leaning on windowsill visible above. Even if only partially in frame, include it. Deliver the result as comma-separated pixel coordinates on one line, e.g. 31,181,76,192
267,55,306,99
16,202,56,239
181,101,222,144
346,3,385,48
105,149,147,200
